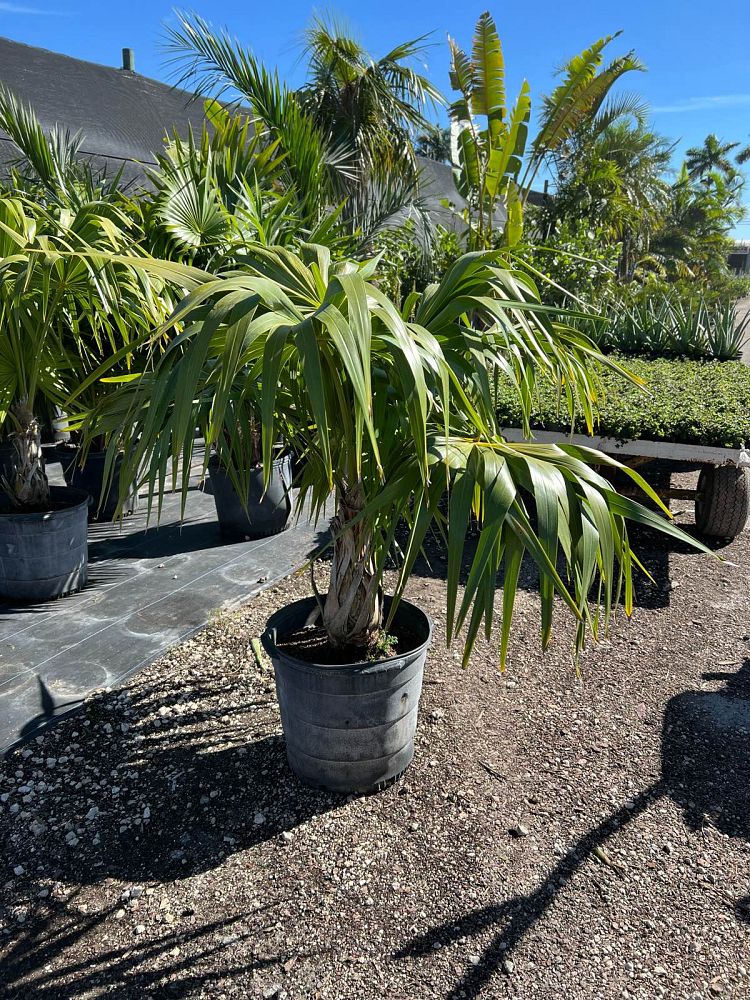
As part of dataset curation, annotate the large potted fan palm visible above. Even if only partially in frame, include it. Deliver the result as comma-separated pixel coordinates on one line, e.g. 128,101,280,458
87,241,708,792
0,193,167,599
0,197,94,600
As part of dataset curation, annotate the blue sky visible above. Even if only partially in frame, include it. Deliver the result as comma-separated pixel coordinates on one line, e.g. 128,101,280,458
2,0,749,235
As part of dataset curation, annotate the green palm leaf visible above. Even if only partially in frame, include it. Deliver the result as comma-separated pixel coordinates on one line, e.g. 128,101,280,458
80,241,713,664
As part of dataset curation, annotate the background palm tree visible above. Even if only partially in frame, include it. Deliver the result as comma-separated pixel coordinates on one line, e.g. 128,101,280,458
415,124,452,162
550,120,674,279
297,16,443,178
0,194,171,506
737,139,750,166
651,164,745,281
164,11,443,245
685,133,740,181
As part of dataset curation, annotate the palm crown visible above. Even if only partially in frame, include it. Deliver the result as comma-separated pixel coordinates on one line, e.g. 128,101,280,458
0,194,170,505
685,134,740,181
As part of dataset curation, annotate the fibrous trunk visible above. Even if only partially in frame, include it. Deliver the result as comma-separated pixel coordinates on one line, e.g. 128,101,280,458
322,481,382,649
1,400,49,508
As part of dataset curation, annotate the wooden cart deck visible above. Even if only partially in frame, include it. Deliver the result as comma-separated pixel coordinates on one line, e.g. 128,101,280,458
500,427,750,468
500,427,750,538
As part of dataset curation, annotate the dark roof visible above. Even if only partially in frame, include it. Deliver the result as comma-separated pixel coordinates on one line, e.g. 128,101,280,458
0,36,207,187
414,156,469,231
0,35,539,228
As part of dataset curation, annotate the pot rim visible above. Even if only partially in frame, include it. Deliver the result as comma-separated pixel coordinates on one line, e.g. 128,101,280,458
207,451,290,473
54,443,113,454
0,485,91,521
262,594,433,671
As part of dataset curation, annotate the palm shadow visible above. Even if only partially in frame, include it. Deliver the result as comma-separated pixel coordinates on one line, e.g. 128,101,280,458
3,891,311,999
18,728,344,885
16,677,82,743
2,674,342,996
663,659,750,844
394,658,750,997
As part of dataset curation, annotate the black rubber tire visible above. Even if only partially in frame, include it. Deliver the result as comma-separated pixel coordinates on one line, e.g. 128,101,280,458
695,465,750,539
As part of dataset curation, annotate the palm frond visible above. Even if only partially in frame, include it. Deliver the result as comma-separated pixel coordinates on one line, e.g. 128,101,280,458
81,241,712,659
163,11,340,220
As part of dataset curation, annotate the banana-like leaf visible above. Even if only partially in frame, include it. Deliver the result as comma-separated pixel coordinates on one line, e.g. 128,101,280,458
470,12,505,132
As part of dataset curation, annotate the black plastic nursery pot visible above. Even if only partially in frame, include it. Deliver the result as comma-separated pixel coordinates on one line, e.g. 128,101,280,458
56,446,133,522
207,454,293,539
262,596,433,794
0,486,89,602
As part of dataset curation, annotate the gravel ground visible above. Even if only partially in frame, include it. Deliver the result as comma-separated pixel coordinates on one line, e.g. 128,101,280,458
2,476,750,1000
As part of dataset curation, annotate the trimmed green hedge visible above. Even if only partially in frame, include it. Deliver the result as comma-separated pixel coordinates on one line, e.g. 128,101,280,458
495,356,750,449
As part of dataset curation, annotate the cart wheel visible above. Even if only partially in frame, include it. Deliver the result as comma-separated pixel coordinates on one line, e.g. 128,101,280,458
695,465,750,539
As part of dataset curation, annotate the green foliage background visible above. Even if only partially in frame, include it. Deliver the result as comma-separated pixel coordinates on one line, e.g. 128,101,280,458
495,355,750,448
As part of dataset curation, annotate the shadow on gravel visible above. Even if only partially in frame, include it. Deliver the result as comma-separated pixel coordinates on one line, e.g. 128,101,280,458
35,731,343,885
630,521,731,612
2,724,342,996
2,893,302,999
663,658,750,907
395,658,750,997
2,685,343,997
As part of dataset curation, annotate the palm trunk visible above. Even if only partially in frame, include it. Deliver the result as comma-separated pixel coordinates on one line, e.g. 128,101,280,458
322,481,382,649
1,400,49,508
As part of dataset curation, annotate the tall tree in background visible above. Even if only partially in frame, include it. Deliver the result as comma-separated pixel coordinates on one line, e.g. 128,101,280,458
548,119,674,280
736,139,750,166
652,164,745,280
165,11,443,244
685,133,740,181
416,124,452,162
297,16,442,176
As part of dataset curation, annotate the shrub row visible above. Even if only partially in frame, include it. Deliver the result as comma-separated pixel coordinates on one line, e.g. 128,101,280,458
495,355,750,449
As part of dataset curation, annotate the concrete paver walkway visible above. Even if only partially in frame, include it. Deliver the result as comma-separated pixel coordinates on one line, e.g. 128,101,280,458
0,455,324,752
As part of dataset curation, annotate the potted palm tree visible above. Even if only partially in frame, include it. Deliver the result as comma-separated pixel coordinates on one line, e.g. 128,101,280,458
87,242,708,792
0,197,94,600
76,12,711,791
0,87,173,523
0,193,169,599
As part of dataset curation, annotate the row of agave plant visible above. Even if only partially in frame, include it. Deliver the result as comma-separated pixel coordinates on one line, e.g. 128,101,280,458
0,12,712,791
600,293,750,360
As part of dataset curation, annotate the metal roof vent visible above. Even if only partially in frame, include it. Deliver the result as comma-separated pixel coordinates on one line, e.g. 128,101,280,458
121,48,135,73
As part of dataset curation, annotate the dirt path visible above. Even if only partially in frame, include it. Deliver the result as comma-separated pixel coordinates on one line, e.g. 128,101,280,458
2,500,750,999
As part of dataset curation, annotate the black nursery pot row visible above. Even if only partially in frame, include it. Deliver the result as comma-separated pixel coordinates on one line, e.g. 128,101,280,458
0,447,295,603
